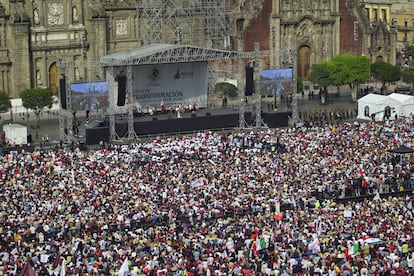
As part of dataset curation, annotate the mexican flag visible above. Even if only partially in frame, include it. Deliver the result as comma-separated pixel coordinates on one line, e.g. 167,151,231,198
359,163,365,176
393,132,399,144
254,236,268,251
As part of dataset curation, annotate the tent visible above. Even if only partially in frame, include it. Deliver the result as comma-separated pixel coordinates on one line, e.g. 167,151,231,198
357,93,414,121
357,93,388,121
387,93,414,118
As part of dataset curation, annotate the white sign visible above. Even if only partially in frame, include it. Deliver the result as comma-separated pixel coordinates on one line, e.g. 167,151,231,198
115,62,208,109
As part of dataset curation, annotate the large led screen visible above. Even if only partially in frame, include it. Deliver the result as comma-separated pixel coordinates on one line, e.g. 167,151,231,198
70,81,109,111
260,68,293,96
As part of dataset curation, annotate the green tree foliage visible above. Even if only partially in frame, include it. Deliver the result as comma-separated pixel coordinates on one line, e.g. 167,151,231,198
20,87,54,128
215,82,238,98
401,68,414,93
331,54,371,86
0,91,11,114
406,45,414,60
330,54,371,100
308,61,336,104
307,61,336,88
371,61,401,92
297,77,303,93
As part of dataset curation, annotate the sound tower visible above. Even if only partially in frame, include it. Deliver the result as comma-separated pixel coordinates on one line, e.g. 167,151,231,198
245,66,254,96
59,77,67,110
115,71,127,106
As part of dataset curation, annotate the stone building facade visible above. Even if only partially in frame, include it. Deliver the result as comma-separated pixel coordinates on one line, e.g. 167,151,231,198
270,0,341,80
390,0,414,65
0,0,406,99
339,0,397,65
1,0,145,98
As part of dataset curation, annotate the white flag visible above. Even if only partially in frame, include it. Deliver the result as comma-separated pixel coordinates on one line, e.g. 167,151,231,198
118,258,129,276
190,178,205,188
60,258,66,276
373,192,381,201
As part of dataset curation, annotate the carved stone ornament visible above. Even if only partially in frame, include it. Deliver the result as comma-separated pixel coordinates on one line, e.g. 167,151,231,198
115,19,128,36
48,3,64,25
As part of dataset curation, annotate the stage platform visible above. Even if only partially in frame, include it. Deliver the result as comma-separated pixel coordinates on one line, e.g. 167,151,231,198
85,107,292,145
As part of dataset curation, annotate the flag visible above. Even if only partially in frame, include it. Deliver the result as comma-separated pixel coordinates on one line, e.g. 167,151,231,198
393,132,399,144
359,163,365,176
190,178,205,188
60,258,66,276
255,236,267,251
373,192,381,201
19,262,36,276
353,242,359,255
117,258,129,276
53,250,61,269
308,237,321,254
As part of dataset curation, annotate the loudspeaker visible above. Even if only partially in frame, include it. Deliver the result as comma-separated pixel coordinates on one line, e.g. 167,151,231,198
191,113,196,118
206,112,211,116
152,117,158,121
115,72,127,106
245,66,254,96
59,78,67,110
27,134,32,143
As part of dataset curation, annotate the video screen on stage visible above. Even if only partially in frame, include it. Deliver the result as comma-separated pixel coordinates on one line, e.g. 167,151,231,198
70,81,109,111
260,68,293,96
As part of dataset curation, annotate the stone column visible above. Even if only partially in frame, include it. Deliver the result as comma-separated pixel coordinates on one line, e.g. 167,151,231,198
9,23,31,98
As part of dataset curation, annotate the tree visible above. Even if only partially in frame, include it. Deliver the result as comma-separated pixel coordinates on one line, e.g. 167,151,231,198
297,77,304,94
406,45,414,61
371,61,401,93
215,82,238,98
20,87,54,128
307,61,336,104
401,68,414,94
0,91,11,114
331,54,371,101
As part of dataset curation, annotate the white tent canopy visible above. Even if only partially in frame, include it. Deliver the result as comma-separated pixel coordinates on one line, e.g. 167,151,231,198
357,93,388,121
387,93,414,117
357,93,414,121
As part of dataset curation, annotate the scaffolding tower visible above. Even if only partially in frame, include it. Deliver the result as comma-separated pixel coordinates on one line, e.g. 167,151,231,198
141,0,229,49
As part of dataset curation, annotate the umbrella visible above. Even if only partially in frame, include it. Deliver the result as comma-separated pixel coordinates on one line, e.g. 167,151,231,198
387,145,414,154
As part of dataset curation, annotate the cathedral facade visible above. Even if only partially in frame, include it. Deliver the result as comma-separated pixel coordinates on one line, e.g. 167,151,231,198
0,0,401,99
269,0,340,80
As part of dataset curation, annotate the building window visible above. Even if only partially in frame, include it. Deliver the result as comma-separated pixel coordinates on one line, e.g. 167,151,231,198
392,18,398,26
404,32,408,41
366,8,370,20
381,9,387,22
373,9,378,21
405,19,408,27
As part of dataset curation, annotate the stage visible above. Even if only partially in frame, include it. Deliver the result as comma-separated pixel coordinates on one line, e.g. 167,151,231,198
85,107,292,145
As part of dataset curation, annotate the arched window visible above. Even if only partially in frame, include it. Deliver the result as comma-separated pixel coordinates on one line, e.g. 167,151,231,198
384,106,391,119
364,106,370,117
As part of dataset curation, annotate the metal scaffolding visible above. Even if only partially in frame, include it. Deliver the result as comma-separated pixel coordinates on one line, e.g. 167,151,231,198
141,0,229,50
59,43,299,142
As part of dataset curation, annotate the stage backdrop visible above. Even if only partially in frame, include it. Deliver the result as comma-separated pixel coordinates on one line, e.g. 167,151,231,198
114,62,208,109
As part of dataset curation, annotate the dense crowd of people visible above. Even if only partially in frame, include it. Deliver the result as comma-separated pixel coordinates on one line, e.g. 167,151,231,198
0,116,414,276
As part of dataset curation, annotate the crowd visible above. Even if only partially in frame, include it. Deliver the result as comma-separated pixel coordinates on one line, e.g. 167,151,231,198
0,116,414,276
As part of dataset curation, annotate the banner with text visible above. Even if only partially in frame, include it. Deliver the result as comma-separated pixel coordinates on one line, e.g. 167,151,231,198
130,62,208,109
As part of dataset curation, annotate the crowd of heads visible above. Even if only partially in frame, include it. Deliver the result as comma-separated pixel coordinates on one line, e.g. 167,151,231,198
0,116,414,275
